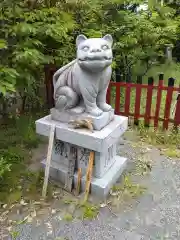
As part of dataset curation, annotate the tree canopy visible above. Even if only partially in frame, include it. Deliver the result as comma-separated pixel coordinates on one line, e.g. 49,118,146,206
0,0,179,107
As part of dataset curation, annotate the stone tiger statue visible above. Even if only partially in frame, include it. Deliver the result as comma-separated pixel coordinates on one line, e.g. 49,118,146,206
53,34,113,117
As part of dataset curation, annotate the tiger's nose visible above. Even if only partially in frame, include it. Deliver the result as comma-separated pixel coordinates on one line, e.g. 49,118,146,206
90,48,101,53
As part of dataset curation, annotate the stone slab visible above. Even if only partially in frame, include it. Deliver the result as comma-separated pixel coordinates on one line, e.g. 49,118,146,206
50,140,117,178
35,115,128,152
41,155,127,198
50,108,115,131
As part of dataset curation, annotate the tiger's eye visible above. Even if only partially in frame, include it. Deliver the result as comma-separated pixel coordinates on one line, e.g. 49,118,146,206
82,46,89,51
102,45,109,50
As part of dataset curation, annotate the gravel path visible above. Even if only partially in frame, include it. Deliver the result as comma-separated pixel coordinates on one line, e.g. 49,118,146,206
3,133,180,240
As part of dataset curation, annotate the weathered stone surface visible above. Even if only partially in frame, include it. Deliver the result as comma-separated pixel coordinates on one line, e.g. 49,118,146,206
50,107,114,130
36,115,128,152
52,35,114,118
36,115,128,197
48,139,117,178
41,155,127,198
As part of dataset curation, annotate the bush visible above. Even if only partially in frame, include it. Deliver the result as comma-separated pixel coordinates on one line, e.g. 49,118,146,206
0,157,11,179
0,149,23,179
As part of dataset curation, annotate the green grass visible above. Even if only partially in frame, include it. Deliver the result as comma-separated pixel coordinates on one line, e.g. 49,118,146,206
79,202,99,220
163,148,180,158
134,123,180,158
137,122,180,146
63,213,74,222
0,113,46,204
111,174,146,199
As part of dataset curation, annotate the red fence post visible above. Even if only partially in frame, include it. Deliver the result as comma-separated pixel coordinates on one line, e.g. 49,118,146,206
106,77,178,130
174,92,180,128
134,76,142,125
144,77,154,127
163,78,175,130
115,84,120,115
154,73,164,128
124,83,131,116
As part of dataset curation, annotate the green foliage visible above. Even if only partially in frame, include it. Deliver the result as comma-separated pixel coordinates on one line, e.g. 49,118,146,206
0,114,42,202
0,66,18,94
0,114,40,149
10,230,20,240
80,202,99,220
0,0,179,101
0,157,11,178
112,174,146,199
63,213,74,222
0,0,75,108
137,122,180,147
99,1,178,79
0,147,24,180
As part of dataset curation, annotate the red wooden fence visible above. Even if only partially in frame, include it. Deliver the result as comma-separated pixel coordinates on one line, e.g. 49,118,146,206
106,75,180,130
45,66,180,130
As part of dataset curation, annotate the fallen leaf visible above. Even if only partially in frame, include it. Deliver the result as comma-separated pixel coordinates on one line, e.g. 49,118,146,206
36,220,41,226
2,210,9,217
16,209,20,215
110,190,119,196
37,209,48,215
51,209,56,214
47,230,53,236
31,209,37,218
7,226,12,232
20,199,28,206
33,201,41,205
9,204,15,210
27,216,33,223
45,222,52,229
100,203,107,208
53,191,60,195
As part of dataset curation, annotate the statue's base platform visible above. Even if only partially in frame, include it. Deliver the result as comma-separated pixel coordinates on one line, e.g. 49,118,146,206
50,107,114,131
35,115,128,198
41,156,126,198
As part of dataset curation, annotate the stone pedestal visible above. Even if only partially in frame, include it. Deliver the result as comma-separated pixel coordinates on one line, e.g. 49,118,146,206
35,115,128,198
51,107,114,131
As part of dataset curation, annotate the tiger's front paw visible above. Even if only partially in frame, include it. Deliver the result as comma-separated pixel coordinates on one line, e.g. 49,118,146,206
98,103,112,112
86,107,103,116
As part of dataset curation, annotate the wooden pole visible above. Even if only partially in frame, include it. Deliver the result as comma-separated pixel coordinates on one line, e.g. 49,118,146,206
64,146,76,192
75,168,82,196
84,151,95,203
42,124,55,198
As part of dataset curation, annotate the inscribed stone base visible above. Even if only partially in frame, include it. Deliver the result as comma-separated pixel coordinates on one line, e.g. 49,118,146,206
51,139,117,178
36,115,128,152
41,156,127,198
50,107,114,131
35,114,128,198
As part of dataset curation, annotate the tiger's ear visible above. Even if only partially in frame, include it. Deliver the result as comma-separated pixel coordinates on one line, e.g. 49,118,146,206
76,35,87,47
103,34,113,47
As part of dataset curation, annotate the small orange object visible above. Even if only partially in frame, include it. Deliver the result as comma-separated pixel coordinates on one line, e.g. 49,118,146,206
76,168,82,196
84,151,94,202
